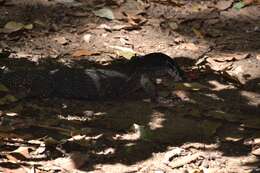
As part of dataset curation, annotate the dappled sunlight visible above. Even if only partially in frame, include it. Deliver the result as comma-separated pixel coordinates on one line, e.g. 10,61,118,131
1,0,260,172
207,80,236,91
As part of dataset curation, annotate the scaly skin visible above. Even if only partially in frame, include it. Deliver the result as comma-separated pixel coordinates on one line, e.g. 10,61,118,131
0,53,184,102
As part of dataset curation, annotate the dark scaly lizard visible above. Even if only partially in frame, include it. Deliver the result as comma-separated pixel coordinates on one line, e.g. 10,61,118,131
0,53,184,103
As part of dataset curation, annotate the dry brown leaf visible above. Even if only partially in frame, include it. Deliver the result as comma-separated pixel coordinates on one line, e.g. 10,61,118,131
211,53,250,62
206,58,233,71
5,154,19,162
5,147,32,162
72,49,100,58
163,147,184,164
168,152,204,168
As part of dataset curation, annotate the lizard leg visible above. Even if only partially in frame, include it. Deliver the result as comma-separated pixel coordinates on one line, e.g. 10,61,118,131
140,74,159,103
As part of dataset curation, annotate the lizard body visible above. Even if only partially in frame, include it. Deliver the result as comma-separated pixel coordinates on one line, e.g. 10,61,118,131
0,53,184,103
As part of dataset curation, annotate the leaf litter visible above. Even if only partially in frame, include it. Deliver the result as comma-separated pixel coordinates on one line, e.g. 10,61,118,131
0,0,260,172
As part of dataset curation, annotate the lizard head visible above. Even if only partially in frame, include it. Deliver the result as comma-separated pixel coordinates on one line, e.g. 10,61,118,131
130,52,186,82
165,59,185,82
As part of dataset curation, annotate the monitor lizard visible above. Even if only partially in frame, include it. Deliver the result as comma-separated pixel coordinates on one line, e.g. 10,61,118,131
0,52,185,104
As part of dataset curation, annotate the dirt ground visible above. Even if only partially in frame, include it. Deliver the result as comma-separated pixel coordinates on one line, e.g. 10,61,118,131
0,0,260,172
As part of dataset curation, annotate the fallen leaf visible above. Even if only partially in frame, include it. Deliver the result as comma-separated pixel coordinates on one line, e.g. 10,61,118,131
109,46,136,59
116,50,136,59
24,24,33,30
34,20,46,28
12,146,32,159
4,21,24,32
163,147,184,164
211,53,250,62
168,152,204,168
233,1,246,10
4,21,33,33
206,58,233,71
93,8,114,20
71,49,100,58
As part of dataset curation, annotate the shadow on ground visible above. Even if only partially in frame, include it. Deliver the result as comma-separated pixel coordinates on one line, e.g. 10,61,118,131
0,56,259,172
1,1,260,172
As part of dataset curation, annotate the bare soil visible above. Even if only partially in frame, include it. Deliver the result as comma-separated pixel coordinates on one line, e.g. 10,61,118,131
0,0,260,173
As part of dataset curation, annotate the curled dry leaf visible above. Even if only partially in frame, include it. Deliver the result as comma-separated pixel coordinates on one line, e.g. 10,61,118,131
168,152,204,168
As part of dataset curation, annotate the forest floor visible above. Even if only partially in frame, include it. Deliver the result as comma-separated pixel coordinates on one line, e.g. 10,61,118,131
0,0,260,172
